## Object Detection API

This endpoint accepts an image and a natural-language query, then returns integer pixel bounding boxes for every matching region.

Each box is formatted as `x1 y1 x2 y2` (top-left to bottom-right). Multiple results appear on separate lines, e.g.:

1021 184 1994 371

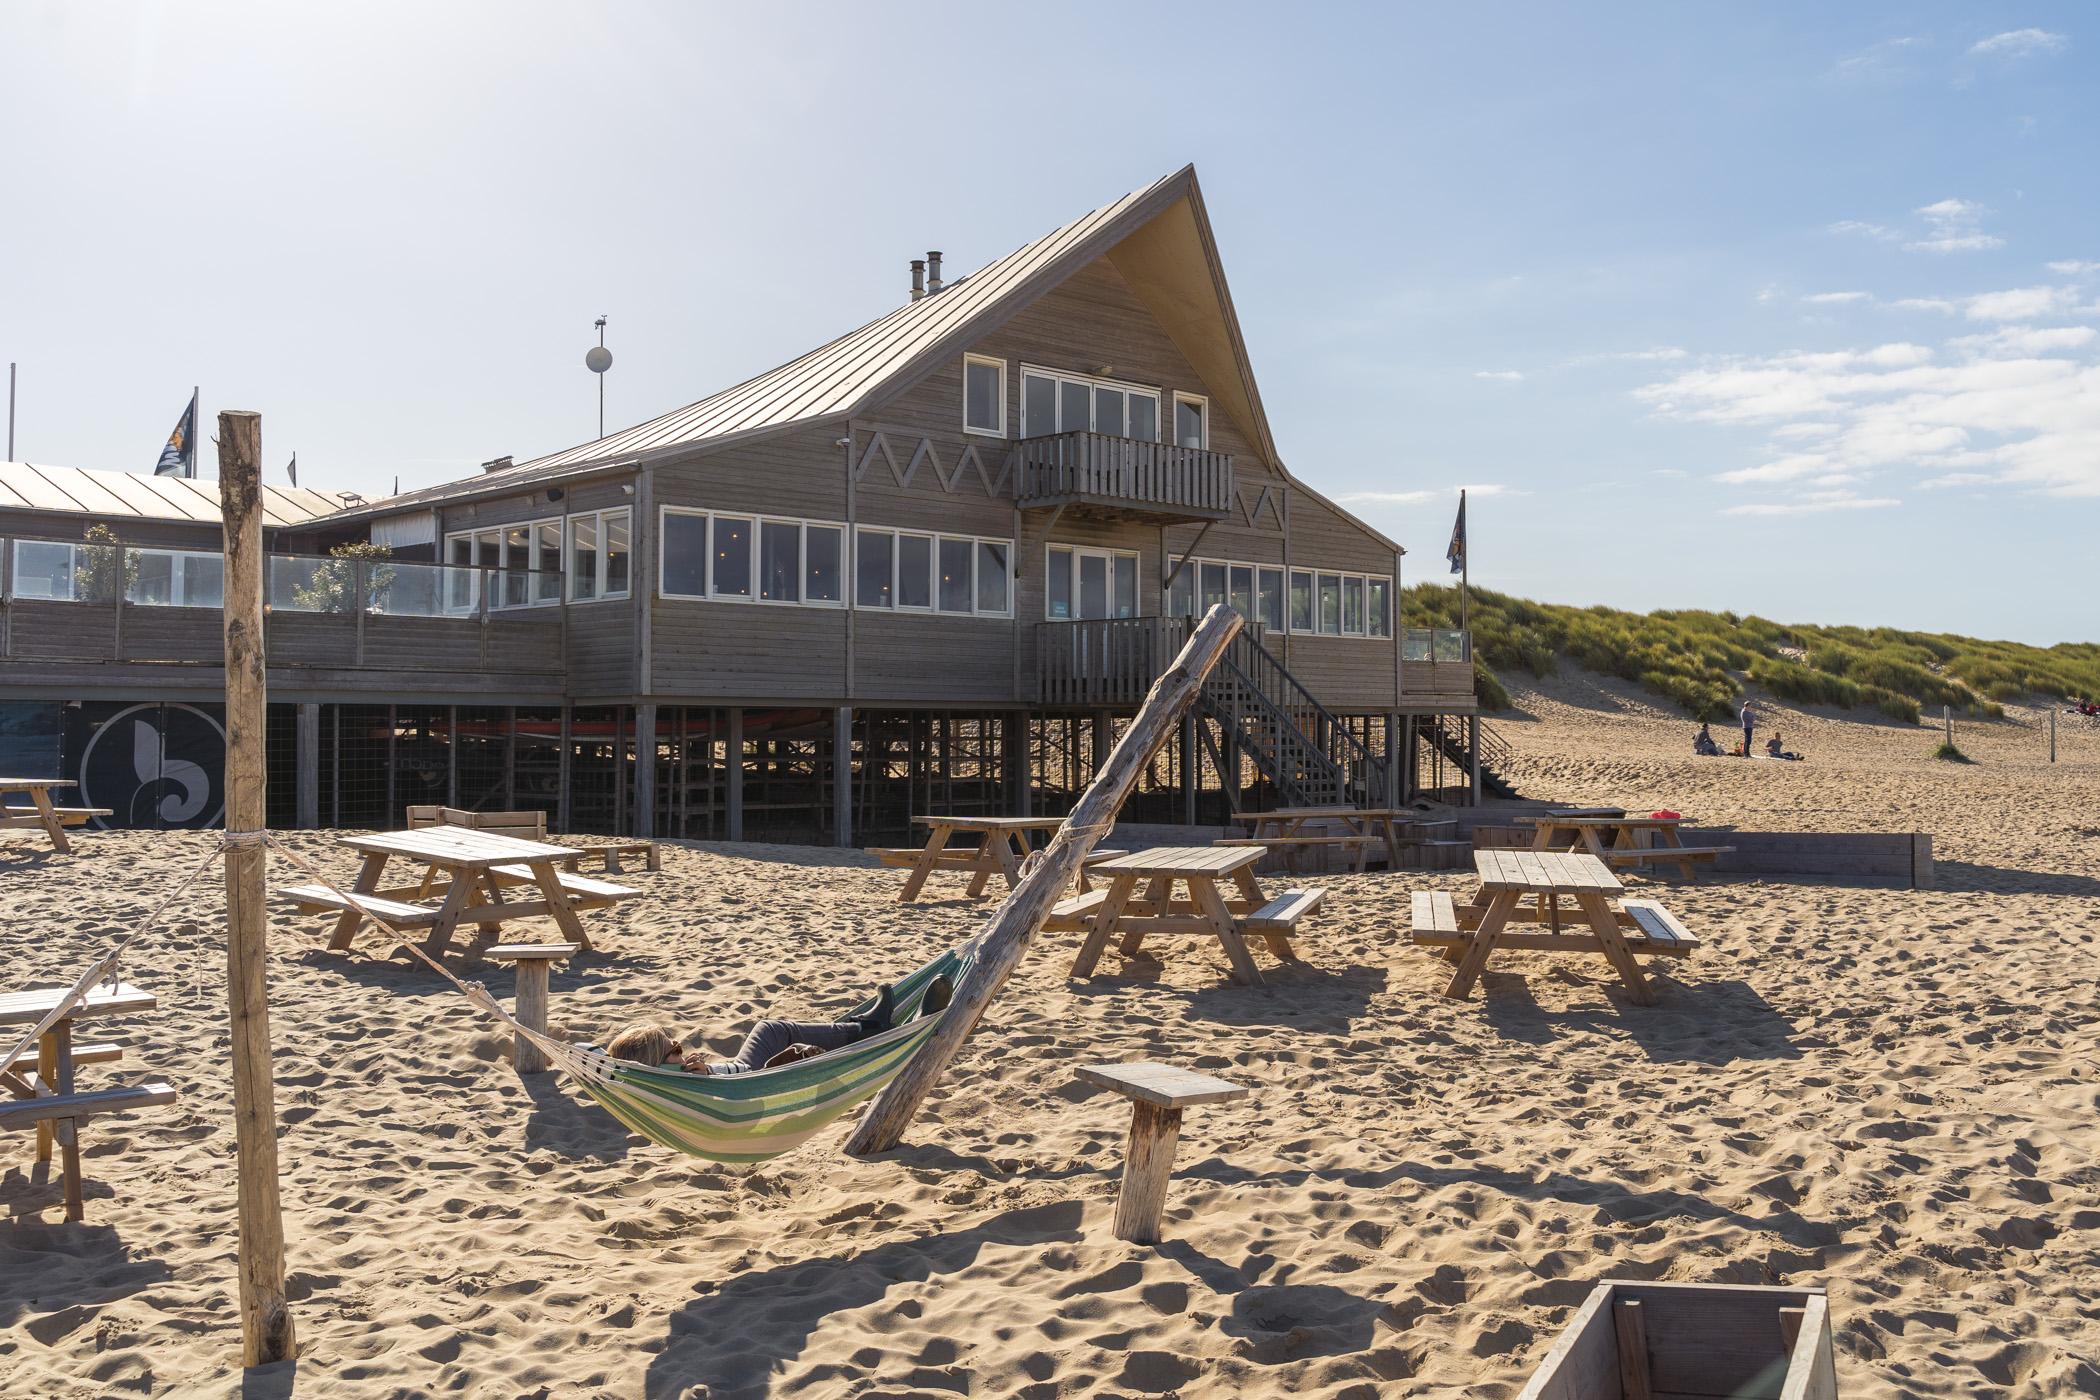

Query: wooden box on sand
1517 1280 1838 1400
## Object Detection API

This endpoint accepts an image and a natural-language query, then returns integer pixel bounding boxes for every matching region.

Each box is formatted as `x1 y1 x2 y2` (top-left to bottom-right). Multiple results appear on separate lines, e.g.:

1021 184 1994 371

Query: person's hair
607 1023 680 1065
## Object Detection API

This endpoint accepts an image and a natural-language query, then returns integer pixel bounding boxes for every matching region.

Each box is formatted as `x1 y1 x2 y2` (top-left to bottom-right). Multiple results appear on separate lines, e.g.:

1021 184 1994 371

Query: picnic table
1054 846 1323 987
874 816 1067 902
1427 850 1677 1005
1222 806 1415 873
282 825 638 959
0 778 111 855
0 981 176 1221
1522 811 1733 881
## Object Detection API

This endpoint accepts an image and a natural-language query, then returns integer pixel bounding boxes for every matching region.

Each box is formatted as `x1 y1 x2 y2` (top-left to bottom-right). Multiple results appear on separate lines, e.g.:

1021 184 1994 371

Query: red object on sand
1651 810 1680 820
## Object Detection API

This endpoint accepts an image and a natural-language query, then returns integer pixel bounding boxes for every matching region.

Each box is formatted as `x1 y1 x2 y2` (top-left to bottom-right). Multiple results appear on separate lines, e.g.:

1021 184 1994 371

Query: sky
1 2 2094 643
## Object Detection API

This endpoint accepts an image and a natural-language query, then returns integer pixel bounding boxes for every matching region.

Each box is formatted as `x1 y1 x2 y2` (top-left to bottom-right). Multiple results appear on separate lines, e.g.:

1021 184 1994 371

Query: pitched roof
0 461 348 529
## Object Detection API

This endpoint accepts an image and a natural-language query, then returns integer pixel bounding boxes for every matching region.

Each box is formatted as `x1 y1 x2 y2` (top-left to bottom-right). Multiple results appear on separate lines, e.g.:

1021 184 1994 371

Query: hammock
480 943 973 1165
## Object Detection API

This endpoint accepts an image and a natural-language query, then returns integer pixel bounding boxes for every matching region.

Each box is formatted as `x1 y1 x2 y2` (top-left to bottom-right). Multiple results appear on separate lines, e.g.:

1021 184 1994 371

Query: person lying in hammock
605 975 952 1076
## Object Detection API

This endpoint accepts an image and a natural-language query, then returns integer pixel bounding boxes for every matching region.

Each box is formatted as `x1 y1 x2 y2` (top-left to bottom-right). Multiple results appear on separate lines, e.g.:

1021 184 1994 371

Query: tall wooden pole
218 411 297 1365
847 604 1243 1157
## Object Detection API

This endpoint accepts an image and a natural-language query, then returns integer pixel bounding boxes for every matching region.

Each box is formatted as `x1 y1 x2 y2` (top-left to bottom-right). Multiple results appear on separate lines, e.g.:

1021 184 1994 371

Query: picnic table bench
1522 812 1733 882
1414 850 1696 1005
1226 806 1419 872
406 805 660 874
0 778 111 855
0 981 175 1221
283 825 638 958
874 815 1066 902
1052 846 1322 986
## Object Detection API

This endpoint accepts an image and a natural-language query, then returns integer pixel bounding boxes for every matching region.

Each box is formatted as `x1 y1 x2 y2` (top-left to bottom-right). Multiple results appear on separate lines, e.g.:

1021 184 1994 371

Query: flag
287 451 297 487
1446 491 1466 576
154 392 197 477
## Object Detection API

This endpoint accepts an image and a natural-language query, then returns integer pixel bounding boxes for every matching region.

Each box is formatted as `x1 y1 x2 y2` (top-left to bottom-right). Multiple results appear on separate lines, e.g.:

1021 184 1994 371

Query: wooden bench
486 865 640 906
1602 845 1734 878
3 1041 122 1073
1 806 112 826
279 883 442 928
1411 890 1701 958
1618 899 1702 955
484 943 578 1073
1076 1062 1249 1245
1046 888 1109 932
0 1081 179 1219
1239 887 1324 934
1215 834 1377 874
1414 839 1472 871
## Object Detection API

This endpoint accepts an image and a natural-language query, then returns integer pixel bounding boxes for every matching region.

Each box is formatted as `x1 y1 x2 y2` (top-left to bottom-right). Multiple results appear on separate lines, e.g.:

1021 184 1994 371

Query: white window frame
851 527 1011 618
11 539 81 601
564 506 631 604
1045 543 1141 621
1174 556 1393 640
1019 363 1164 441
1167 552 1285 632
658 507 846 609
127 546 225 608
1171 390 1210 450
962 353 1007 438
447 517 564 611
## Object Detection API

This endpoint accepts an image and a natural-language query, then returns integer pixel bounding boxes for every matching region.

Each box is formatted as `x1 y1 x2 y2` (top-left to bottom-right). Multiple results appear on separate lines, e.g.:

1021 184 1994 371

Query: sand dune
3 679 2097 1397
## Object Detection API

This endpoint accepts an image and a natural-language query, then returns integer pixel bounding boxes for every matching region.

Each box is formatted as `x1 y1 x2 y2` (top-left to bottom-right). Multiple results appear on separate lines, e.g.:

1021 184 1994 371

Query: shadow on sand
1479 970 1803 1063
0 1218 174 1330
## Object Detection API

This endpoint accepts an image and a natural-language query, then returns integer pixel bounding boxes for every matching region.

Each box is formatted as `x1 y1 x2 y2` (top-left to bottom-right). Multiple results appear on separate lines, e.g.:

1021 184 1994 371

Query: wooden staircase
1197 632 1387 809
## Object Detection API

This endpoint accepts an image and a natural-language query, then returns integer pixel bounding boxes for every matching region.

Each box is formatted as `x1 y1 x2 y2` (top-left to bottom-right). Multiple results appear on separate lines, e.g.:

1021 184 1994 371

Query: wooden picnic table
285 825 636 959
878 815 1067 902
0 777 110 855
1522 812 1731 881
1441 849 1659 1005
1064 846 1321 987
1227 806 1414 872
0 981 175 1221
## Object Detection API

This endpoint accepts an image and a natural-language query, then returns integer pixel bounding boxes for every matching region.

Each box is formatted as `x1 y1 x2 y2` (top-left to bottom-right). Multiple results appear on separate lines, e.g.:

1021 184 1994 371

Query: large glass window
504 524 533 607
1077 552 1108 619
1045 546 1139 620
1175 394 1208 448
1047 546 1074 619
937 537 973 613
1168 557 1194 617
759 519 799 602
566 515 598 602
129 550 225 608
1343 575 1366 635
1113 554 1138 619
13 541 76 600
1368 576 1391 638
1228 564 1255 619
712 515 752 598
963 354 1005 436
604 511 630 596
1257 567 1285 632
1318 573 1342 635
563 507 630 602
1019 365 1163 441
447 534 476 611
1290 569 1314 632
661 510 708 597
855 527 893 608
976 540 1009 614
897 534 932 609
806 525 843 603
1199 561 1227 612
535 521 563 603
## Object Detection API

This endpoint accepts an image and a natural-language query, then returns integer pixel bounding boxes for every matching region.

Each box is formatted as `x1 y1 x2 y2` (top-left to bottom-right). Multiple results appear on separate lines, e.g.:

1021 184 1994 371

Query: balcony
0 536 566 695
1014 431 1233 523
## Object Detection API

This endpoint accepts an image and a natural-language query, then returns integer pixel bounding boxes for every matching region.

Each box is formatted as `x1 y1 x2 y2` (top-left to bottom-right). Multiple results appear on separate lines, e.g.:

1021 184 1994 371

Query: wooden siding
648 598 844 702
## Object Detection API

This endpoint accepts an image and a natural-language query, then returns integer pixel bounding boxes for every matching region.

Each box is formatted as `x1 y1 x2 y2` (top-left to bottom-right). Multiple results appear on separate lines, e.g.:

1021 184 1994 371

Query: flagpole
1459 487 1469 636
191 386 200 478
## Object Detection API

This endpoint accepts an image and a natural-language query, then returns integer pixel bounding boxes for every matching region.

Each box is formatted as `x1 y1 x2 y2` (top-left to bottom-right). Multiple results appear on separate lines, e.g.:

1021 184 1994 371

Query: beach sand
3 677 2097 1397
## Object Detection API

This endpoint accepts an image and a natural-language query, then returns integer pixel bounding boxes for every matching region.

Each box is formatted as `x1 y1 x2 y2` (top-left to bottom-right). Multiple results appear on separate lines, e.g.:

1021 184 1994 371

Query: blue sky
2 3 2093 641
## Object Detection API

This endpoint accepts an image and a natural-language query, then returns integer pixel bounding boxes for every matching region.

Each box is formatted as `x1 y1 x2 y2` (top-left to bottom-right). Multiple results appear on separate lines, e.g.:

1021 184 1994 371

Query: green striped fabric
517 945 971 1165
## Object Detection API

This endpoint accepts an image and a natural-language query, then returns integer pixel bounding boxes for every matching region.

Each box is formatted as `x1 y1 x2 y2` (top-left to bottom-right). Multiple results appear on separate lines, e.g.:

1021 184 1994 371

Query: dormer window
1020 364 1162 441
963 354 1005 436
1173 392 1208 449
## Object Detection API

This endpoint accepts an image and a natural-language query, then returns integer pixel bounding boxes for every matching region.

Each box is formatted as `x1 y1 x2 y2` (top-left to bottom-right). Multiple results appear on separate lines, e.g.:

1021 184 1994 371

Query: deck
1014 432 1234 523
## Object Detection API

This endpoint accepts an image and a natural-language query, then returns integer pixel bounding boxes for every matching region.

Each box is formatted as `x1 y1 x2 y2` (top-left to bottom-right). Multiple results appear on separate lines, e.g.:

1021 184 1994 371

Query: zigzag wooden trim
853 431 906 487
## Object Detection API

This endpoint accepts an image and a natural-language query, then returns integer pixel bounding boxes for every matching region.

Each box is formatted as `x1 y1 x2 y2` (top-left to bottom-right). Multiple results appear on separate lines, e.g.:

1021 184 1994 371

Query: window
856 528 893 608
129 549 224 608
1047 545 1140 620
1174 392 1208 449
1199 561 1227 612
851 527 1009 617
565 507 630 602
1367 576 1391 638
1343 575 1366 636
14 540 78 600
445 517 562 610
660 508 846 608
1167 557 1194 617
1289 569 1314 632
1172 552 1287 633
1258 566 1285 632
1228 564 1255 618
1019 364 1164 441
1318 573 1342 635
963 354 1005 437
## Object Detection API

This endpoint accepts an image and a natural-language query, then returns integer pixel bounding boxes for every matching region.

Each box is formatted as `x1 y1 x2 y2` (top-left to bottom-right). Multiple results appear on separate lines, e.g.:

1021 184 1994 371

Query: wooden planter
1518 1281 1838 1400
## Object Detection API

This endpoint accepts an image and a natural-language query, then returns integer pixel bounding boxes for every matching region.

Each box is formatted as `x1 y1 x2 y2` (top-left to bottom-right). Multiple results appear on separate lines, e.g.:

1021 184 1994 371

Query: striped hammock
491 944 972 1165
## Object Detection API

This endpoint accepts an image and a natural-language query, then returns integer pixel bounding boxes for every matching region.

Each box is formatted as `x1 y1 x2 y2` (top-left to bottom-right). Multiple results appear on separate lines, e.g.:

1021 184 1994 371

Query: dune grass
1403 584 2100 724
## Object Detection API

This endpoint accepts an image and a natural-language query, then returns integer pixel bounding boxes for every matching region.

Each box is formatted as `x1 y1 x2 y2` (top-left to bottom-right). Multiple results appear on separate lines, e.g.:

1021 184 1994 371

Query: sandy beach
4 678 2097 1398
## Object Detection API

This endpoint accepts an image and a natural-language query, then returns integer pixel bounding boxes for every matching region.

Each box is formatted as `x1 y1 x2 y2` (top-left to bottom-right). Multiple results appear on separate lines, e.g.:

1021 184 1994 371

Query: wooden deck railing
1036 617 1189 706
1015 432 1233 518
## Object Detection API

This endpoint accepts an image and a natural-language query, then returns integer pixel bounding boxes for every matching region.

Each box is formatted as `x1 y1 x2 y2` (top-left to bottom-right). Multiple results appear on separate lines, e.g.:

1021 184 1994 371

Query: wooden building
0 167 1485 841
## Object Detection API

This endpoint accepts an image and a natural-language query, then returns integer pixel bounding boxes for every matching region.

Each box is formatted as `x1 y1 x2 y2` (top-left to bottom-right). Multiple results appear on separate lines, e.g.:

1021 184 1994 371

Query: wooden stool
1077 1061 1249 1244
485 943 578 1072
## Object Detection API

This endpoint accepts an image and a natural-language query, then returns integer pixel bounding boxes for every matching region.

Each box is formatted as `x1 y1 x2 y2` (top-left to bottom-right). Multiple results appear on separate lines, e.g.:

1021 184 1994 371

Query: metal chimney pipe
926 250 944 294
910 259 926 302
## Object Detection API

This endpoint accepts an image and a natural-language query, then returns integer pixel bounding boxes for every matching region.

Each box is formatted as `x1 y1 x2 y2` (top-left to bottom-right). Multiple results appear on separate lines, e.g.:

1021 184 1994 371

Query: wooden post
1943 705 1952 746
2049 706 2056 763
832 705 852 847
294 703 320 829
633 703 657 840
846 604 1243 1157
1115 1101 1183 1244
1468 714 1482 805
556 703 573 832
726 707 745 841
1180 714 1197 825
216 411 297 1366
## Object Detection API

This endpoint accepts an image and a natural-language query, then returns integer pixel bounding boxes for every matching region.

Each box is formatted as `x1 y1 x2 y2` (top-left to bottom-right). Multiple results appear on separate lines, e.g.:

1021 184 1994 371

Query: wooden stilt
217 410 297 1366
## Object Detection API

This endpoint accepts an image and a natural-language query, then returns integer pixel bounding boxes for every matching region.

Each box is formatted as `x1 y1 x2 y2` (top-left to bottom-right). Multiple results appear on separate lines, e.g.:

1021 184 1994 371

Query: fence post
2049 706 2056 764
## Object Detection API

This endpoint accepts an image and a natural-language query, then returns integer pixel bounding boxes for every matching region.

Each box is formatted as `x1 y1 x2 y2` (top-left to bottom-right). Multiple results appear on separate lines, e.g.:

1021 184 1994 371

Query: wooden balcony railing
1036 617 1189 706
1015 432 1233 521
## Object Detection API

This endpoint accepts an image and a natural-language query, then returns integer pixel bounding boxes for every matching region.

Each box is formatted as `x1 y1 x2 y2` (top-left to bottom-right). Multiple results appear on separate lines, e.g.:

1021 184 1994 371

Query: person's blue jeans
706 1018 864 1075
1743 724 1754 753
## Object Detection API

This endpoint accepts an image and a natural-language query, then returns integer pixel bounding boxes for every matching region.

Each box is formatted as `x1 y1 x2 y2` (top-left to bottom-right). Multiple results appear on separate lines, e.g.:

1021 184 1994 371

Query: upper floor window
1173 392 1209 449
963 354 1006 437
446 517 563 611
661 508 843 608
566 507 630 603
1021 365 1162 441
1283 566 1392 638
1169 554 1283 632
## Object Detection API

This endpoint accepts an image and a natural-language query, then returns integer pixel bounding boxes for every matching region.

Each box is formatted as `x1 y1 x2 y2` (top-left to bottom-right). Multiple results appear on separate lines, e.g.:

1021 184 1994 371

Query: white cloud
1919 473 1997 489
1894 297 1958 313
1473 370 1525 382
1567 346 1688 366
1908 234 2007 254
1948 325 2097 357
1904 198 2004 253
1916 198 1984 221
2048 260 2100 276
1804 291 1872 305
1723 496 1901 517
1832 35 1927 79
1964 285 2076 321
1335 483 1519 507
1829 220 1897 242
1969 29 2066 58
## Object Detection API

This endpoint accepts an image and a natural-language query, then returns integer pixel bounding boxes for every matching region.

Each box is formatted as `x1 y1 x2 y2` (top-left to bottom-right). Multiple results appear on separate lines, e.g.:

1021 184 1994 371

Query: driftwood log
846 603 1243 1157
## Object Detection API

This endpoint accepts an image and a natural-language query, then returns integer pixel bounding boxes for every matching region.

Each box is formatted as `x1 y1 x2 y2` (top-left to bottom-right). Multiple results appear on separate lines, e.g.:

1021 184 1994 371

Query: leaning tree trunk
846 603 1243 1156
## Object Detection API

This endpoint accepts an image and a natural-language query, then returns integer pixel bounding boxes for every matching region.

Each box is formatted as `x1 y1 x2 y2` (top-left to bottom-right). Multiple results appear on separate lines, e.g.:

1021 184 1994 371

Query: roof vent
926 250 944 295
909 258 926 302
480 455 514 474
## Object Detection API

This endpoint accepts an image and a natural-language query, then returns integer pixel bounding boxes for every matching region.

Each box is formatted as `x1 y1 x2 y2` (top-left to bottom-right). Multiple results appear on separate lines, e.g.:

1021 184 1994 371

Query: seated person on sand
606 975 954 1076
1765 731 1802 761
1693 723 1721 756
